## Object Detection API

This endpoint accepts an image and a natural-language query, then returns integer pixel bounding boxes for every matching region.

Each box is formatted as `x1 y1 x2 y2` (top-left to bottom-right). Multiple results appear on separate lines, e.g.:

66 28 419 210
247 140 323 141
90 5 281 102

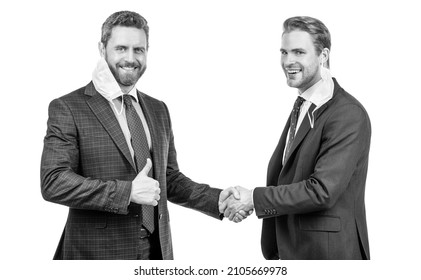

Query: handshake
130 159 254 223
218 186 254 223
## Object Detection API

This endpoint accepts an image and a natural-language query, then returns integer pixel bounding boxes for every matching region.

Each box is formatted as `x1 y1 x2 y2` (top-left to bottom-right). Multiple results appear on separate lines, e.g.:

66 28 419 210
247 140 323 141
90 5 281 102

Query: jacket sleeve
40 97 131 214
253 103 371 218
162 103 223 220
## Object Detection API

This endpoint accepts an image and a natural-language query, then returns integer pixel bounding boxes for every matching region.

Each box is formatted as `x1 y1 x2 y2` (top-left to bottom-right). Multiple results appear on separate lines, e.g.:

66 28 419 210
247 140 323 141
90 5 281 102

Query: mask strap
110 95 124 116
307 108 315 128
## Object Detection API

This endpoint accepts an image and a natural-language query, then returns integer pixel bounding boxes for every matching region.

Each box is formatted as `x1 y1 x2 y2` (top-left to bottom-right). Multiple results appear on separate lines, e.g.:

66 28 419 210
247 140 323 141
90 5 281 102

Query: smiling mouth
120 66 138 71
286 69 302 74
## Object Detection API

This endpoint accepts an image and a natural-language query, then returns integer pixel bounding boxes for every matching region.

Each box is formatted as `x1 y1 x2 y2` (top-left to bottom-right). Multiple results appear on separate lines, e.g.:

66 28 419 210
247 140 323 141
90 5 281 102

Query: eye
116 46 126 52
295 50 305 55
135 48 145 54
280 50 287 55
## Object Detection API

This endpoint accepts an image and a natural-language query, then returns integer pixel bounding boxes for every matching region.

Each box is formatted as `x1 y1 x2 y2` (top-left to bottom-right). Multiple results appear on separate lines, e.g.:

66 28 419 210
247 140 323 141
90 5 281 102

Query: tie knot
123 95 134 108
294 96 305 109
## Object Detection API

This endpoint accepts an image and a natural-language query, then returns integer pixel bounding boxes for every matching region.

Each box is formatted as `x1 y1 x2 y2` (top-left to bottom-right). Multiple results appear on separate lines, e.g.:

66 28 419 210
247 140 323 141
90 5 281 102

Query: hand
130 158 161 206
232 209 254 223
219 186 240 207
219 186 254 222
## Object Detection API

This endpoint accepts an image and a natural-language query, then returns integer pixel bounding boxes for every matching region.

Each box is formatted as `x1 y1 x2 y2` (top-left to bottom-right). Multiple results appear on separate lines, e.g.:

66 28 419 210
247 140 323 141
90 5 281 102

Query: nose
125 49 135 62
282 54 294 66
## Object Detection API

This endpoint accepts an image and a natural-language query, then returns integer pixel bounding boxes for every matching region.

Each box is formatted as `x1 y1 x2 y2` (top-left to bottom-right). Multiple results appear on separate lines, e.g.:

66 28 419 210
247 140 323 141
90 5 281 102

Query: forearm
41 166 131 214
253 178 330 218
40 97 131 214
254 104 370 218
167 170 222 219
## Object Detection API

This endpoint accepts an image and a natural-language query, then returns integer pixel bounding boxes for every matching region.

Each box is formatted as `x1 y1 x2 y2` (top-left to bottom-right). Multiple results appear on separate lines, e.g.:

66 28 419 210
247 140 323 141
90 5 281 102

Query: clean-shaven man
220 16 371 260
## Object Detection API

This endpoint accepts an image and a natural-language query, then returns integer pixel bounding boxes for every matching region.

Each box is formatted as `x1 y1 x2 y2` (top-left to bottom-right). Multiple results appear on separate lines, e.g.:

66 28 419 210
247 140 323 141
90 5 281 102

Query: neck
120 84 135 94
298 76 322 94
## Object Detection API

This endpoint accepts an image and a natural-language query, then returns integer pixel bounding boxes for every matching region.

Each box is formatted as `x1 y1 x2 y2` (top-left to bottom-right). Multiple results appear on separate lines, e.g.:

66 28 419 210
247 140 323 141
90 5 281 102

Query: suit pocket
299 215 341 232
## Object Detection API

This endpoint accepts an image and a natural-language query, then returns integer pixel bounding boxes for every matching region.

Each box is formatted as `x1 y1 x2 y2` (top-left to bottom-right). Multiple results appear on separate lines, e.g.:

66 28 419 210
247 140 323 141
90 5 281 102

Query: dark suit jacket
40 82 222 260
253 78 371 260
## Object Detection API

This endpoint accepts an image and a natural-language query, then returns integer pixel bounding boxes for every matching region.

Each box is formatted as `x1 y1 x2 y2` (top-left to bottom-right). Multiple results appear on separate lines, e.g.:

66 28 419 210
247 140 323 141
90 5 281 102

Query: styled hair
101 11 149 48
283 16 331 67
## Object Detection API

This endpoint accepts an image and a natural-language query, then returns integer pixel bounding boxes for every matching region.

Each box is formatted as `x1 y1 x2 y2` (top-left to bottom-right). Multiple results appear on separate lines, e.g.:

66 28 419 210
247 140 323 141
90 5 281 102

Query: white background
1 0 420 279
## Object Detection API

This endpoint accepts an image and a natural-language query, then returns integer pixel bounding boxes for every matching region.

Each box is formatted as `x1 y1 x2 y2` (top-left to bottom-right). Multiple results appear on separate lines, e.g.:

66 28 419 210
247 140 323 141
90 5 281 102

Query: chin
287 80 300 89
119 74 140 86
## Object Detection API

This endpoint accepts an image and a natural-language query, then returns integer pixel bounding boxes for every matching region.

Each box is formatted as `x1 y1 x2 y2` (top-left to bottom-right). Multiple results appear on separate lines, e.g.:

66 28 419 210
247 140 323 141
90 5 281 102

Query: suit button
133 214 139 218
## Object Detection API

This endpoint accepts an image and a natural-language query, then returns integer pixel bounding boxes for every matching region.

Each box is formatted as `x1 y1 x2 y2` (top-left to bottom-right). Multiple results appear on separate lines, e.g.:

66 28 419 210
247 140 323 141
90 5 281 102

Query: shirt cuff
250 187 255 208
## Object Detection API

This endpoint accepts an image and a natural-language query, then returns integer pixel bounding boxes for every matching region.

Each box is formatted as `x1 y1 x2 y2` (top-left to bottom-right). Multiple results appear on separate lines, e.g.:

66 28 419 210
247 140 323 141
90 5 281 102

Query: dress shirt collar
299 66 334 109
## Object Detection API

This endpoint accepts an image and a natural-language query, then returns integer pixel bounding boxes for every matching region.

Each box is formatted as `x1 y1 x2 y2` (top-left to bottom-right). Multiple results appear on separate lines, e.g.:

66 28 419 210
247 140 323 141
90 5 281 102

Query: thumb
140 158 152 175
219 186 240 203
218 199 229 214
219 189 231 203
232 186 241 200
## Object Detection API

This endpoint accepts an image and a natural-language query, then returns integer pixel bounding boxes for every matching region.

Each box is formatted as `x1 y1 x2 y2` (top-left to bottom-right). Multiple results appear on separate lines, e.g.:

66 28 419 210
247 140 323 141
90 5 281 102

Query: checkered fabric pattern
41 82 222 259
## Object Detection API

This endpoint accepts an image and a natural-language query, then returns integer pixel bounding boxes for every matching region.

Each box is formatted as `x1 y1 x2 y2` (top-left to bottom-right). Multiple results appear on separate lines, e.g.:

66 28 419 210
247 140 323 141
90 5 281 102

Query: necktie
284 96 305 161
123 95 155 233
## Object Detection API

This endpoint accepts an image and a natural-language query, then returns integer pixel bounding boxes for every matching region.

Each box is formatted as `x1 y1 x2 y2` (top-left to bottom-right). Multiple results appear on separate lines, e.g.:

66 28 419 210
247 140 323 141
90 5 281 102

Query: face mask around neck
92 57 126 115
92 57 124 102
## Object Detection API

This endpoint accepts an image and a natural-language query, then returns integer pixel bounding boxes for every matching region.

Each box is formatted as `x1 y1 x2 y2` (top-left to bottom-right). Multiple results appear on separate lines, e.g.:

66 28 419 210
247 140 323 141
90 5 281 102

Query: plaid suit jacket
41 82 222 260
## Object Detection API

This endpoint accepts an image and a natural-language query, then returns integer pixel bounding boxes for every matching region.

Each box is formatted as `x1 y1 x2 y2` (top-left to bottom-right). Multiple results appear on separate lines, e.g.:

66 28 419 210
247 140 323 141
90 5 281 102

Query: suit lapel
137 91 162 181
282 85 336 166
84 83 136 171
283 103 317 164
267 115 290 185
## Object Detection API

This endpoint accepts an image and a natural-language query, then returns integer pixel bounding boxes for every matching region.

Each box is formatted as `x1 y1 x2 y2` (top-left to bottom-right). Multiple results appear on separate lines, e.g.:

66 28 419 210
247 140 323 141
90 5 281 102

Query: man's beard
107 58 146 88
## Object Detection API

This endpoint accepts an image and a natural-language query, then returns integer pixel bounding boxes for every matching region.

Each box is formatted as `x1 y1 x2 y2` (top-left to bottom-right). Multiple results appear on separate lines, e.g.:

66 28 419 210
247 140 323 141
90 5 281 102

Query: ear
320 48 330 67
98 42 105 58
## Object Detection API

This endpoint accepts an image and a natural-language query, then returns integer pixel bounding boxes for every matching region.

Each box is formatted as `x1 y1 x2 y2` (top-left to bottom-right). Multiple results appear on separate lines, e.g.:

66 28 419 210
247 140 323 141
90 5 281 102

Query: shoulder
51 82 92 105
48 82 95 117
138 91 174 129
138 91 170 114
138 91 164 105
330 78 370 120
321 79 371 137
60 82 92 100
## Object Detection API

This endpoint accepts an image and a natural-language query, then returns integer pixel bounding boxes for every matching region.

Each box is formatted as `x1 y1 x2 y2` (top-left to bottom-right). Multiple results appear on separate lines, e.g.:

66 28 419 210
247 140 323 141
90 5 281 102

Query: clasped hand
219 186 254 223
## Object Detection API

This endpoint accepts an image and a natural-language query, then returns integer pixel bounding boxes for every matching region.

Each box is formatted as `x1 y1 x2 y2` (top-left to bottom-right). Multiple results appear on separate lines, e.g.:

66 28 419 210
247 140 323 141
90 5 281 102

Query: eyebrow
280 48 306 52
114 45 146 50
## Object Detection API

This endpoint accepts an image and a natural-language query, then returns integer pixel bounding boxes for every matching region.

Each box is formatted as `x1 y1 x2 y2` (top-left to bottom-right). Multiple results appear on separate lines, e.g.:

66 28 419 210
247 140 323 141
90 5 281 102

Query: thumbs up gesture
130 158 161 206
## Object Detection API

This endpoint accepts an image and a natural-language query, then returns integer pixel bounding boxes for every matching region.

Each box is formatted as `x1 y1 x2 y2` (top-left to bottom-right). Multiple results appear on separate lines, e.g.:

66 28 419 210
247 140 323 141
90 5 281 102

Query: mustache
118 61 142 68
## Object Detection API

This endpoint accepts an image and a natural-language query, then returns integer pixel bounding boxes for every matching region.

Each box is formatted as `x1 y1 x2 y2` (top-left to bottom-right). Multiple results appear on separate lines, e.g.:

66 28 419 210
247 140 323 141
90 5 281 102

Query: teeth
287 69 301 74
121 67 136 71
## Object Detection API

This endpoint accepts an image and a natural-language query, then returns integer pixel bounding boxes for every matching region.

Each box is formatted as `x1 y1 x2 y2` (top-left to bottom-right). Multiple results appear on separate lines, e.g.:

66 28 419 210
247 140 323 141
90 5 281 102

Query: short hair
101 11 149 48
283 16 331 67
